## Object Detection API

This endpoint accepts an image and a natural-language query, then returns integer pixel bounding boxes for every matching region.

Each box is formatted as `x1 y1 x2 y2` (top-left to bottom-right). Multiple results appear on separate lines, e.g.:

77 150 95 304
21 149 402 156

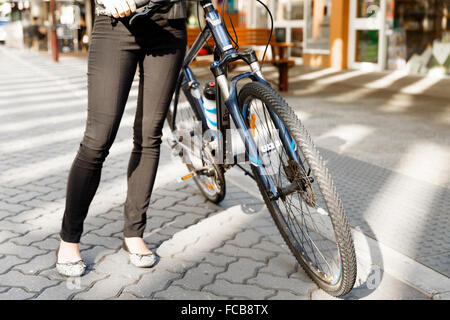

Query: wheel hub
283 160 316 207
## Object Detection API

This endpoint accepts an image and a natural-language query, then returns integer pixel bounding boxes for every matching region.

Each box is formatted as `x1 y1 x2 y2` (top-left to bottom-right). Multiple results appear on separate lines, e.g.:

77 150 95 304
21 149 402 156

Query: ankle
57 240 82 263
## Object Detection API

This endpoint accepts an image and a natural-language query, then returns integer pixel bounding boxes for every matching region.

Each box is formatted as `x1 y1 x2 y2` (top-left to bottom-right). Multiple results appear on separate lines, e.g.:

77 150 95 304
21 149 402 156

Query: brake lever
129 0 179 25
129 3 159 25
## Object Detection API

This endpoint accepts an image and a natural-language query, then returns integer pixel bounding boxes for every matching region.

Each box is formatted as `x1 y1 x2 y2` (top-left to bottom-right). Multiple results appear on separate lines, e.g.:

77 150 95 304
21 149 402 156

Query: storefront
4 0 449 74
348 0 450 75
293 0 450 74
222 0 449 75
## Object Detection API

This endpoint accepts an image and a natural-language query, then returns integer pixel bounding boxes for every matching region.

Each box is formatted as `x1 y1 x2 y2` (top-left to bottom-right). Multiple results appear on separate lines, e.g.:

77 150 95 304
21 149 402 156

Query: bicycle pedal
177 172 196 183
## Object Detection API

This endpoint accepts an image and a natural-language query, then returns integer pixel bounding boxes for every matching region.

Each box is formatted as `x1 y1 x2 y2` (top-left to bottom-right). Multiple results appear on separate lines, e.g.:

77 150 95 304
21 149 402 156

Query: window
304 0 331 53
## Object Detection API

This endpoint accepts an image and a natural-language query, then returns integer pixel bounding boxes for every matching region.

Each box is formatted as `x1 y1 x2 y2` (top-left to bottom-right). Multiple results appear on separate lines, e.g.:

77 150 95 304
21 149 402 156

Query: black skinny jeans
60 14 187 243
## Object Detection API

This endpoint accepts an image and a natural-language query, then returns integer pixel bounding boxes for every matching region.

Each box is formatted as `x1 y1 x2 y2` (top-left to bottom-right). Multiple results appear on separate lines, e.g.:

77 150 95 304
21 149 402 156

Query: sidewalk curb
225 167 450 299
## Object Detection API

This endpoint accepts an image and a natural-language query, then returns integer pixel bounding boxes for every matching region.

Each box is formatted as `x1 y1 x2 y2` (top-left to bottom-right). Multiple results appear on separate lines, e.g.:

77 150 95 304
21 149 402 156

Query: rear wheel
167 77 226 203
238 82 357 296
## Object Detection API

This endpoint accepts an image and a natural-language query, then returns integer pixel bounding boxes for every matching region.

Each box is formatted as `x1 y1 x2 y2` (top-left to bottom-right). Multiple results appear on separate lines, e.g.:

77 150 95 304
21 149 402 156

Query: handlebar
129 0 182 25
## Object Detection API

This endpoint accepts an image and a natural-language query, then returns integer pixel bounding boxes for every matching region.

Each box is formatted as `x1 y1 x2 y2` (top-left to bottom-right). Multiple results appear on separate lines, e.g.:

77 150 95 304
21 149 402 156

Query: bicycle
131 0 357 297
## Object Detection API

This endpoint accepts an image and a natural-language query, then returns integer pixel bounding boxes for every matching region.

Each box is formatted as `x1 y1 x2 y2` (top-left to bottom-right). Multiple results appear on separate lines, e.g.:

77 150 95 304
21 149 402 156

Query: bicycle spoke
246 95 342 283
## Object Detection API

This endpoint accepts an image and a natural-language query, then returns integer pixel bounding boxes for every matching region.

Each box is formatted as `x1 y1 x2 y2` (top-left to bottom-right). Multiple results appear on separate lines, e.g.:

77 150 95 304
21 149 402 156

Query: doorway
348 0 387 70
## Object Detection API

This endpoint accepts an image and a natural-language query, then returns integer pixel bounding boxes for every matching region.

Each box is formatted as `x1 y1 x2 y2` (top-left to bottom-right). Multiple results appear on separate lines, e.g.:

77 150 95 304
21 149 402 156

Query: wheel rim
243 96 343 285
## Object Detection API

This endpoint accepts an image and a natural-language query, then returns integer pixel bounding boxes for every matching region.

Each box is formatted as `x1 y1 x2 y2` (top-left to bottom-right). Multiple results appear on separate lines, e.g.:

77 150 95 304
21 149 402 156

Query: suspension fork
215 70 280 199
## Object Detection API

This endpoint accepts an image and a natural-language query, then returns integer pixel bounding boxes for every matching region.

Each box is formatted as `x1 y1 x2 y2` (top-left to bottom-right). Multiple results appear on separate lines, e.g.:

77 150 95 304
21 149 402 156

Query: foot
123 237 153 255
123 237 158 268
56 240 86 277
57 240 82 264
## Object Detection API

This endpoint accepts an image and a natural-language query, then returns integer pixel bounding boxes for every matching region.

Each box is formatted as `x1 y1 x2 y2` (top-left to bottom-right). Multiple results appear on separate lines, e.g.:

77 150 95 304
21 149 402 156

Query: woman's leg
60 16 140 246
123 47 186 240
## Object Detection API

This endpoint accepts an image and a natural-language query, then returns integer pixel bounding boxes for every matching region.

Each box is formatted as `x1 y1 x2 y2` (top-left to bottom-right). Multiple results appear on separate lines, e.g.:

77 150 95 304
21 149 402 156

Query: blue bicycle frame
170 0 302 200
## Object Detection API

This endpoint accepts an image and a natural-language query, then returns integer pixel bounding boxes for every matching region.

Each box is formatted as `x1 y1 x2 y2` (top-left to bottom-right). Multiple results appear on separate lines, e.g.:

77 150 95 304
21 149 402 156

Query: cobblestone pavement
0 46 447 300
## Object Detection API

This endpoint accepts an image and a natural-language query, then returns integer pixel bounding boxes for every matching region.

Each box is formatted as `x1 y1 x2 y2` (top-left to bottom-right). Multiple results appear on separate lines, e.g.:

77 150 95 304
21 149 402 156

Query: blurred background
0 0 448 74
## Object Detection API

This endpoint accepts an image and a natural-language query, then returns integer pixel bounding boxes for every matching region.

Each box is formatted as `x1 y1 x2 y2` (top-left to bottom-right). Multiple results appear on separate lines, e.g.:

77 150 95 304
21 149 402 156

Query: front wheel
238 82 357 296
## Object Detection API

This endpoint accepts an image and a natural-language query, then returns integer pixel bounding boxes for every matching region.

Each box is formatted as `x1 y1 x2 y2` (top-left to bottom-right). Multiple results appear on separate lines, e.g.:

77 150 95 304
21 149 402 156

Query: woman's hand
98 0 137 18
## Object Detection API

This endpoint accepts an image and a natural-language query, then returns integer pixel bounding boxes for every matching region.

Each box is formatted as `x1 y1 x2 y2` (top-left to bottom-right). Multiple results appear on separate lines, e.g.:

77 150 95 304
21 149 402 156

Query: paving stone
226 229 263 247
169 204 214 215
0 219 40 234
93 251 150 281
203 253 238 267
33 176 61 187
150 197 179 210
216 258 265 283
251 240 290 255
263 232 286 245
113 292 145 300
0 255 28 274
16 184 54 194
73 274 136 300
14 251 56 275
10 229 53 246
0 202 30 214
146 215 173 231
182 194 210 207
0 287 36 300
188 236 229 255
258 253 299 278
147 208 183 219
25 214 61 231
33 237 61 251
0 270 58 292
80 245 116 265
84 216 115 228
5 208 45 223
154 285 225 300
123 269 183 298
36 282 86 300
89 220 123 237
153 188 190 200
80 233 122 250
0 186 21 197
143 231 172 247
4 191 41 204
157 241 189 258
171 213 203 229
268 291 307 300
214 244 277 262
172 263 225 290
39 268 109 289
203 279 276 299
97 209 123 222
0 230 21 244
247 272 317 297
0 241 46 259
156 257 198 274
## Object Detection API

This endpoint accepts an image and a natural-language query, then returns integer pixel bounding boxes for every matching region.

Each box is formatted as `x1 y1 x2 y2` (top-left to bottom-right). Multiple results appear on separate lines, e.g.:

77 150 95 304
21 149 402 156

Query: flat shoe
122 240 158 268
55 246 86 277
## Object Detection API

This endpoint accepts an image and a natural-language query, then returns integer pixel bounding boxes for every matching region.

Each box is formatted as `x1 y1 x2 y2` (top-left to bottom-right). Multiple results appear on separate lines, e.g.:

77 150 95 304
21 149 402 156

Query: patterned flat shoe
55 246 86 277
122 240 158 268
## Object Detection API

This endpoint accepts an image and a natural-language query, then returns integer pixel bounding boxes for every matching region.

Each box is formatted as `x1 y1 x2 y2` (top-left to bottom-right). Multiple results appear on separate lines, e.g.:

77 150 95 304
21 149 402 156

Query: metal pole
50 0 59 62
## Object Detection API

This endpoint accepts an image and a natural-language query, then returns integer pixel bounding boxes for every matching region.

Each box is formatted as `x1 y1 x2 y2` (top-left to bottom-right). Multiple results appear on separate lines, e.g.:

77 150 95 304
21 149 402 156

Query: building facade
234 0 449 75
2 0 449 75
